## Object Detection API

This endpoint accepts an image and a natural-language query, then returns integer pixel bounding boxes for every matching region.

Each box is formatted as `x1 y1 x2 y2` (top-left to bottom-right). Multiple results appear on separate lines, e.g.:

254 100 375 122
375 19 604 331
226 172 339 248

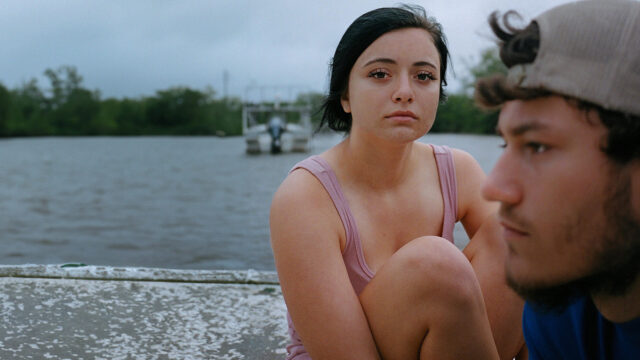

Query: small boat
242 101 312 154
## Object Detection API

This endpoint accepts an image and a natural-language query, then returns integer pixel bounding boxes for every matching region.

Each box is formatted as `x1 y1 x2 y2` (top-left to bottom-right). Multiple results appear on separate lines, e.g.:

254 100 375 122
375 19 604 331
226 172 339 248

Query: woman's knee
392 236 484 305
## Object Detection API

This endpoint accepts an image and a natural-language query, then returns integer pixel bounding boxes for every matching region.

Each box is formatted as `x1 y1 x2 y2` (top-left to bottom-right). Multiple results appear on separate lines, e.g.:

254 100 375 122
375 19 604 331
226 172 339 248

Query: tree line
0 49 505 138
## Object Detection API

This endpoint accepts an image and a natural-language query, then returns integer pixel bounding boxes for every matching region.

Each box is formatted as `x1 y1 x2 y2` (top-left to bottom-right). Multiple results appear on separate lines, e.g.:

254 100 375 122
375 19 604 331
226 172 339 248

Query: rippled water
0 133 501 270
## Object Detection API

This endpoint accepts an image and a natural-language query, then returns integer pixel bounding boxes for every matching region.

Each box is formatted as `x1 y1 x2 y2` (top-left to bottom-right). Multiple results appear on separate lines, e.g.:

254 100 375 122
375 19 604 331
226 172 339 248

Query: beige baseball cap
507 0 640 116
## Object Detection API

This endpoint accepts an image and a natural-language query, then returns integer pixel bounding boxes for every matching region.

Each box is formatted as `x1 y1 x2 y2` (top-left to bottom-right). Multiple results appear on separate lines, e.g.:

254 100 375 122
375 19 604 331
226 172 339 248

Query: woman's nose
392 75 414 103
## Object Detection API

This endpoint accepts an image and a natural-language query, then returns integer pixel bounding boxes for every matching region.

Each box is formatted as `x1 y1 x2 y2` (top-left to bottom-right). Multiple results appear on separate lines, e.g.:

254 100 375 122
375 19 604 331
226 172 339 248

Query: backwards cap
507 0 640 116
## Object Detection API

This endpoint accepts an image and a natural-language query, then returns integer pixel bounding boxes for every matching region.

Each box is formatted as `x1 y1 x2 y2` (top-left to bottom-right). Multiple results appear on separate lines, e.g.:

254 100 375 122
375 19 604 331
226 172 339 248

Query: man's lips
499 220 529 237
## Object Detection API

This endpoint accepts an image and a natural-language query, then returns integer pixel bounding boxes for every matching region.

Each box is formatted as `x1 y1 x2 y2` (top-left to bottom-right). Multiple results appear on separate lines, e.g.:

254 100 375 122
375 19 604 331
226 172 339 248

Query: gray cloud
0 0 568 99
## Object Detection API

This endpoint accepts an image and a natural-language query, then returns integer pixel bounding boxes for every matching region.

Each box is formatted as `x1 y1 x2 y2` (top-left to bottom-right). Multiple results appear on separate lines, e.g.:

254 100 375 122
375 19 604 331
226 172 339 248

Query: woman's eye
416 72 435 81
368 70 389 79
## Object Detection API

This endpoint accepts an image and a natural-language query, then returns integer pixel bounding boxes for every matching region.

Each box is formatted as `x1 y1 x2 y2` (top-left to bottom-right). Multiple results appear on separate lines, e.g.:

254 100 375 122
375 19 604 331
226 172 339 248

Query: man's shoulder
524 297 640 359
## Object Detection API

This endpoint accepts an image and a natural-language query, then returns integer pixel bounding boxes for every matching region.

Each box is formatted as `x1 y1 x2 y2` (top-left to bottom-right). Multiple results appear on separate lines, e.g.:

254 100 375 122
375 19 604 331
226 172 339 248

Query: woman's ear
341 94 351 114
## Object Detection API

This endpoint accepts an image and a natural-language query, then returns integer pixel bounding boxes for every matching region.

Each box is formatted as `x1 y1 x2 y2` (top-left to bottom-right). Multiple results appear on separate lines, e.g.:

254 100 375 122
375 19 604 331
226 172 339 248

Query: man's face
482 96 640 308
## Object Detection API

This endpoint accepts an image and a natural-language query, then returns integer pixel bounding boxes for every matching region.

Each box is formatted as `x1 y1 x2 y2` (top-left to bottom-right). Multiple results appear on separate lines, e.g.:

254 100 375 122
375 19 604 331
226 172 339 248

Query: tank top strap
290 156 375 284
430 144 458 243
289 156 359 248
289 156 353 231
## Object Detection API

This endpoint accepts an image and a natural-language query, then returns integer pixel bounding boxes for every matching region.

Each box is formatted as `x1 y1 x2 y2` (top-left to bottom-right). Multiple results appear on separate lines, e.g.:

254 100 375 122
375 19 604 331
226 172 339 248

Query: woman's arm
451 148 496 237
270 169 381 360
452 149 528 360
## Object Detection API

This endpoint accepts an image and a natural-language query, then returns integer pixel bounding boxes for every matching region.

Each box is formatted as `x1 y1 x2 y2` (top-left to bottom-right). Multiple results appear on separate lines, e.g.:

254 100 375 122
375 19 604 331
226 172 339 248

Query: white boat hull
242 102 313 154
245 131 311 154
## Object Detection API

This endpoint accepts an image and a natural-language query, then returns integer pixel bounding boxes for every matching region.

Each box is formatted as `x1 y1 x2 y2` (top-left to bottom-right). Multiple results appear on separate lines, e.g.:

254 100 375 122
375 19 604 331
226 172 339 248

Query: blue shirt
523 297 640 360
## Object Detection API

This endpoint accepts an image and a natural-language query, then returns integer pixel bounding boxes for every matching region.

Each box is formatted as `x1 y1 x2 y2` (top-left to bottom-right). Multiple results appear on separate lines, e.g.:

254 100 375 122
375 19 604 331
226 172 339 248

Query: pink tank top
284 144 458 360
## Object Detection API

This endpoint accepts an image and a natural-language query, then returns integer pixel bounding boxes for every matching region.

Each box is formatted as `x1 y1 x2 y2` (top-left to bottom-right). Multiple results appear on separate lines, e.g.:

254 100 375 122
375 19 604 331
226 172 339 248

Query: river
0 134 502 270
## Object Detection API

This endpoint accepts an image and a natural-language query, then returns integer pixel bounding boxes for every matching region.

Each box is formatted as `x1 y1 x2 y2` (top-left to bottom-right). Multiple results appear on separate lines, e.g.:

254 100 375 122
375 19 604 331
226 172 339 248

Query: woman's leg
359 236 499 360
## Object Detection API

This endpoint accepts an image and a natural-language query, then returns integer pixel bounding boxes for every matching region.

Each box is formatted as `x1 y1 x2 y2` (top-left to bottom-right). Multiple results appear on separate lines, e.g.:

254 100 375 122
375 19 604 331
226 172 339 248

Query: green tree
145 87 211 134
0 83 10 136
433 48 507 134
210 96 242 136
60 88 102 135
8 79 51 136
101 98 146 135
42 66 101 135
464 48 507 133
44 66 83 109
0 54 511 137
461 48 507 94
435 94 497 134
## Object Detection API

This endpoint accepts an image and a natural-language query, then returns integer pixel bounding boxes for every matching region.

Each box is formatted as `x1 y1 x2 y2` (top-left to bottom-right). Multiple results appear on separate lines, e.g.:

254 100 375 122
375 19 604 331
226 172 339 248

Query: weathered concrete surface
0 265 288 360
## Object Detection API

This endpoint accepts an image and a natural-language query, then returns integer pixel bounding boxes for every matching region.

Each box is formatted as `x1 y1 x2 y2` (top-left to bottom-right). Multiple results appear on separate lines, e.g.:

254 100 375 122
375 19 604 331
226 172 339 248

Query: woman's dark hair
319 5 450 133
475 11 640 164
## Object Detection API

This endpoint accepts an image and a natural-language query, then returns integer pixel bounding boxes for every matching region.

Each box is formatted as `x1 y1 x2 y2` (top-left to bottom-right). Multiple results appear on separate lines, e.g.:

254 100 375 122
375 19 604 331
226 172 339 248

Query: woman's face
341 27 441 144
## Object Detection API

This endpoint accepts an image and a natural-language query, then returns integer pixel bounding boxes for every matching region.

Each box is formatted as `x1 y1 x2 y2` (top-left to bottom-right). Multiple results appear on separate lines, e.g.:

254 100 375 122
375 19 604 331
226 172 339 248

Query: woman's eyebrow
362 58 437 69
413 60 437 69
363 57 396 67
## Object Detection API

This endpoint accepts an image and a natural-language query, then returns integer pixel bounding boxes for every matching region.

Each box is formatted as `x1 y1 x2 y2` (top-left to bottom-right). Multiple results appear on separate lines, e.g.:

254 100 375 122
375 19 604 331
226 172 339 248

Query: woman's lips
385 110 418 123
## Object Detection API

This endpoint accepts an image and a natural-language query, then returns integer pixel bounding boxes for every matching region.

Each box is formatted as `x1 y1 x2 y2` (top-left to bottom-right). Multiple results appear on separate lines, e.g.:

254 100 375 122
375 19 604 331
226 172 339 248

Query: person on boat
270 5 526 359
476 1 640 358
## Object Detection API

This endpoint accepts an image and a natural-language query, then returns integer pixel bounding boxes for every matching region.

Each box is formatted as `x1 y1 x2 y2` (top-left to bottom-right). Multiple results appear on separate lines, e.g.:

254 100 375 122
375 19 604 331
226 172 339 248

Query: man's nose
482 154 522 205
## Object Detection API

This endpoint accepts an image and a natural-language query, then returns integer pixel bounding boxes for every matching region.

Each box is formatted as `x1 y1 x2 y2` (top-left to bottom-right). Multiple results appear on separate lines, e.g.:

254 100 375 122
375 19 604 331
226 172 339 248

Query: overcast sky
1 0 571 101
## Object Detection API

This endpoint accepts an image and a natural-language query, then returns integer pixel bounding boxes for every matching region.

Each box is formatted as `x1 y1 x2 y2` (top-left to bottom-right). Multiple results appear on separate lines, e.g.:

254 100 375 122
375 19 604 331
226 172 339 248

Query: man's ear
341 93 351 114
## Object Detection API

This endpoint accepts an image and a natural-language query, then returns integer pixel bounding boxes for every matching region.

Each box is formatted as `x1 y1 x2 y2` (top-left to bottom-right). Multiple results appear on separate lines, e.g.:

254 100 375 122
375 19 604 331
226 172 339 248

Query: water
0 134 502 271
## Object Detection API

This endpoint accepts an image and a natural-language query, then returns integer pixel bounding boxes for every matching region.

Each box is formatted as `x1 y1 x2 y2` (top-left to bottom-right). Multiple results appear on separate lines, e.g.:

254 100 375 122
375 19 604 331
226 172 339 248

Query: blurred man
475 1 640 358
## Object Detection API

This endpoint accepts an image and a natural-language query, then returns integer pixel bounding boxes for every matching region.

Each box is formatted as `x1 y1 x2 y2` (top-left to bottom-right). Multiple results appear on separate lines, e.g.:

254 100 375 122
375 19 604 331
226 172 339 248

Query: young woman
270 6 526 360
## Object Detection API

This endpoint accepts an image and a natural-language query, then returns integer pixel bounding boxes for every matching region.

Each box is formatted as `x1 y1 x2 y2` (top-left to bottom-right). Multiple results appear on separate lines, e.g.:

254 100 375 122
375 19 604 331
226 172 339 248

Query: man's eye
527 143 548 154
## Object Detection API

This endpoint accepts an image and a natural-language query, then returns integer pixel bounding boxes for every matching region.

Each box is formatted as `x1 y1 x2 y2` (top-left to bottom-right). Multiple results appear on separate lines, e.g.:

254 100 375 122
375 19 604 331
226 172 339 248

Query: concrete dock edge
0 265 288 359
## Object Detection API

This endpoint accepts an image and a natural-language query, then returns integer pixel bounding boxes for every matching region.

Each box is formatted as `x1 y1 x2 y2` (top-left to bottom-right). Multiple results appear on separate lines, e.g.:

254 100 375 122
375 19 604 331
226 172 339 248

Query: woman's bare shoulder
413 141 434 155
447 147 487 190
449 148 482 173
272 166 329 211
448 147 496 235
270 164 343 245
